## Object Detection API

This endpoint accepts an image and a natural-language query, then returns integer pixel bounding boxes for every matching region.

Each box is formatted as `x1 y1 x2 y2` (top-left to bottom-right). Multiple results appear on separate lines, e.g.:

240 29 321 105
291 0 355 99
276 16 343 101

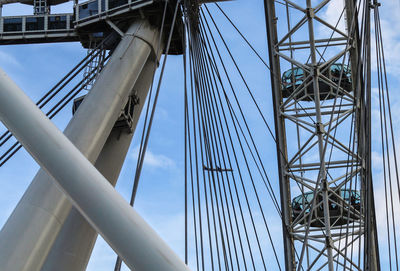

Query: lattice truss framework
266 0 375 269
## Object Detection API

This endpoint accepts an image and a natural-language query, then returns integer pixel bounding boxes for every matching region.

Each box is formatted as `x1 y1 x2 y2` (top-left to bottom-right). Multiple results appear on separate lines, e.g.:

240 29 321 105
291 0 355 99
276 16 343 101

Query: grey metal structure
264 0 379 270
0 16 175 270
0 66 191 271
0 0 184 53
0 0 243 269
41 56 160 271
0 0 383 269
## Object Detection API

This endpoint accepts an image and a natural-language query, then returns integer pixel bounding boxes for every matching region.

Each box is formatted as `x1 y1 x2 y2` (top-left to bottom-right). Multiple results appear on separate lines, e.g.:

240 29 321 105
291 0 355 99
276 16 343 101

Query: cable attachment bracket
325 236 334 249
306 7 315 19
203 165 233 173
316 122 325 135
369 2 381 9
114 95 139 133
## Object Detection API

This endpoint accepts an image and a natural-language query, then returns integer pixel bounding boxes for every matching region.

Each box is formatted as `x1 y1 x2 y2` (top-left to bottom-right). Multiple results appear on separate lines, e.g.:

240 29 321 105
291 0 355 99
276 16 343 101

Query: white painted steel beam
0 19 159 271
41 56 159 271
40 129 135 271
0 67 190 270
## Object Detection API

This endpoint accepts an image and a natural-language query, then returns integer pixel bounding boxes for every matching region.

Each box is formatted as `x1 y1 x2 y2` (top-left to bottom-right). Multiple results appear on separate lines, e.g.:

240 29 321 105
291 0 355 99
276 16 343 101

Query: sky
0 0 399 270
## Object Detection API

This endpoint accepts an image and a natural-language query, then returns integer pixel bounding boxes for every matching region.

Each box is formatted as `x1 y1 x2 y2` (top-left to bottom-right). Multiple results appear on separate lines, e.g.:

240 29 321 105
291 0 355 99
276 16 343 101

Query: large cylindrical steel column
40 126 135 271
0 66 190 271
0 19 160 271
41 56 158 271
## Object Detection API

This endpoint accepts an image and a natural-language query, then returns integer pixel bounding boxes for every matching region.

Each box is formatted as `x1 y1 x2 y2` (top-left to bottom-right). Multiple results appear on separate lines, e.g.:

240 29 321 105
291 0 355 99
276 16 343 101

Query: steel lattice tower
264 0 380 270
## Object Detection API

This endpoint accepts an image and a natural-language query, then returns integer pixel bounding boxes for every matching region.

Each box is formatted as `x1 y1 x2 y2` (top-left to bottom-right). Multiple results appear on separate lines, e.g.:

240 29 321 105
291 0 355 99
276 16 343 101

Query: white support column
0 19 159 271
40 127 134 271
0 67 190 271
41 56 159 271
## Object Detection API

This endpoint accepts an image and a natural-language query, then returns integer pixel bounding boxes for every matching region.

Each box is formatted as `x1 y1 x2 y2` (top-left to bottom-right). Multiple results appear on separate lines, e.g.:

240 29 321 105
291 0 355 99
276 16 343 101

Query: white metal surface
41 129 136 271
0 19 159 271
0 67 191 270
41 56 159 271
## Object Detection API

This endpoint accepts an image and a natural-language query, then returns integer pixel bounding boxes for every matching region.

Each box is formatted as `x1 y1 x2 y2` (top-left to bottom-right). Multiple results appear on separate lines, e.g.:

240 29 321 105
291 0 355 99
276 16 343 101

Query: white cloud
0 51 21 68
372 151 383 170
86 237 118 271
131 146 176 169
321 0 346 34
319 0 400 78
371 4 400 76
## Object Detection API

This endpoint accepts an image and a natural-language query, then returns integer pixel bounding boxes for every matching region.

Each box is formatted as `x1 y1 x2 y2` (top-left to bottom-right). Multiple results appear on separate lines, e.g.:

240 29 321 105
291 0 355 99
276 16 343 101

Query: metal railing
0 0 153 35
0 13 74 35
75 0 153 25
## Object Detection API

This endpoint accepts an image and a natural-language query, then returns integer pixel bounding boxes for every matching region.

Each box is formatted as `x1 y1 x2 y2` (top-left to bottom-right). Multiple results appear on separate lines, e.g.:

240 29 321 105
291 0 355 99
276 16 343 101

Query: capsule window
3 18 22 32
26 17 45 31
108 0 128 10
49 16 67 30
79 0 99 19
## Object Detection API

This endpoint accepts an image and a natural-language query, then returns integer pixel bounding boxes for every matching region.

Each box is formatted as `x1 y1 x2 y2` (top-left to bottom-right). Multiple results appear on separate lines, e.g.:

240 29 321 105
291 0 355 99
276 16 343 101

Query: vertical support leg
0 66 190 271
305 0 334 269
0 19 160 271
263 0 296 270
363 1 380 268
40 57 159 271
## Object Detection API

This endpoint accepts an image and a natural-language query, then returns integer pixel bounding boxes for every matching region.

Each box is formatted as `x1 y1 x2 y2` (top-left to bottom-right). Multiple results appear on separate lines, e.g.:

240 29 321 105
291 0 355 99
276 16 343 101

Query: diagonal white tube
0 68 190 271
0 19 158 271
41 57 159 271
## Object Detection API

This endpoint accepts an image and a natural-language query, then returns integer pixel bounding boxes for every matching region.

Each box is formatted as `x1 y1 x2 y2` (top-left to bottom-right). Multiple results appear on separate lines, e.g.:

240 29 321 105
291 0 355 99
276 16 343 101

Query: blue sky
0 0 400 270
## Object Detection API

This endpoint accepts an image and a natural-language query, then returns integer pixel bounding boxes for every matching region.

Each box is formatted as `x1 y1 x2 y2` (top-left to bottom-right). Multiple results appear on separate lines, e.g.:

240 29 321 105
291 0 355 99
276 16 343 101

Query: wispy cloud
371 5 400 76
131 146 176 169
86 237 120 271
0 51 21 69
319 0 400 78
320 0 346 34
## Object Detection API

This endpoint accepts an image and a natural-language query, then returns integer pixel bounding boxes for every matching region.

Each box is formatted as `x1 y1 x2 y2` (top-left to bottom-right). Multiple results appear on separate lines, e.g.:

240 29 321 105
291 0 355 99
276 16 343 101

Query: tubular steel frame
264 0 379 270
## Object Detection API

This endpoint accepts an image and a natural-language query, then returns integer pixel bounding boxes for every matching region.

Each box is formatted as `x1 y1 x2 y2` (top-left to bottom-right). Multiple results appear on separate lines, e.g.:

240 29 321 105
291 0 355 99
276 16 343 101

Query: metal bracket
321 179 328 191
316 122 325 134
203 165 233 173
369 2 381 9
312 65 320 77
306 8 315 18
325 236 334 248
73 94 139 132
106 19 125 37
114 95 140 133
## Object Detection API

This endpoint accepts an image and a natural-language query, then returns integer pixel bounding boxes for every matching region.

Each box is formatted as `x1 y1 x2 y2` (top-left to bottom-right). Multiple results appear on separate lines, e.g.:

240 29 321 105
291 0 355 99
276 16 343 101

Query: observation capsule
281 63 352 101
291 189 360 227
